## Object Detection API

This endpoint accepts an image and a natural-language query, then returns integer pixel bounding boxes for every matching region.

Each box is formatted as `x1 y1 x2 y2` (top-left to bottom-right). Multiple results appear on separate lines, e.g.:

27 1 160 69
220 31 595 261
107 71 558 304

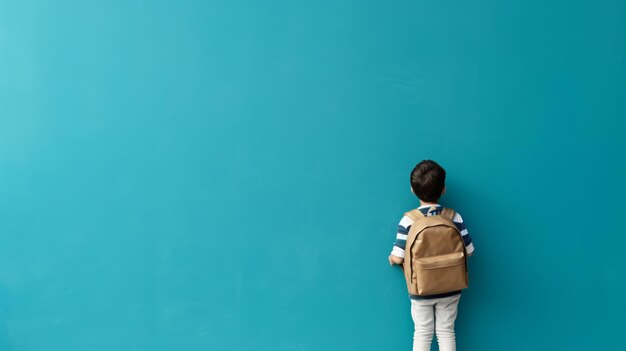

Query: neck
419 200 439 207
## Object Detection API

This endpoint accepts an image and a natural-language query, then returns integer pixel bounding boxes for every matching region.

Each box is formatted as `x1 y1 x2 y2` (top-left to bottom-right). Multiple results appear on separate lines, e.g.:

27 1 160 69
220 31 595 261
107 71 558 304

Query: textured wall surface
0 1 625 350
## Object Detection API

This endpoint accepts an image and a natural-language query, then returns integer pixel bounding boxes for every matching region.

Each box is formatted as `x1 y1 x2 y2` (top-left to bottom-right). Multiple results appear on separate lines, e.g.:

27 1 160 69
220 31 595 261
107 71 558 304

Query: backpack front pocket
413 252 467 295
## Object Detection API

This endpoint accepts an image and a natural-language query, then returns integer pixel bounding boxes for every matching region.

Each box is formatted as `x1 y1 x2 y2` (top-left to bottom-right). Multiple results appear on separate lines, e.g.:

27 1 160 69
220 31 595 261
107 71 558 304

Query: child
388 160 475 351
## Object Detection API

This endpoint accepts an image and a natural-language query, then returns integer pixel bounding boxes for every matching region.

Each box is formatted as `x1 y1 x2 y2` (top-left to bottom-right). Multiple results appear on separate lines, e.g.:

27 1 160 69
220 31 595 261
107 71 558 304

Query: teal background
1 0 625 350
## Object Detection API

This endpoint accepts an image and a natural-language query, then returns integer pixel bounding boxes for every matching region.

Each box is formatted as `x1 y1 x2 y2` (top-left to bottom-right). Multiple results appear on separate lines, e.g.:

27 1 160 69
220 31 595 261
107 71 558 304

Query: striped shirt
391 204 475 299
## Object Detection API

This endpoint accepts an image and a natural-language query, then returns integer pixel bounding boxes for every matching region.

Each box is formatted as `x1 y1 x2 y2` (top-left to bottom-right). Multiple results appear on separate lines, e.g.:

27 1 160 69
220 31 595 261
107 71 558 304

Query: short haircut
410 160 446 203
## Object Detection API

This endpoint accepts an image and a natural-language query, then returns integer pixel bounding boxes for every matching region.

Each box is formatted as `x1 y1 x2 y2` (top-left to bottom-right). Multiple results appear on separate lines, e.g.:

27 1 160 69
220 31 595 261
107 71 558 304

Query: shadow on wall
443 178 522 348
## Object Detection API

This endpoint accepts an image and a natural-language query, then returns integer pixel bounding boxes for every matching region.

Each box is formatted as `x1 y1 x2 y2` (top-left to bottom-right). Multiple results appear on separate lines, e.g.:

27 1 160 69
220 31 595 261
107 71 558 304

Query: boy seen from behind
388 160 475 351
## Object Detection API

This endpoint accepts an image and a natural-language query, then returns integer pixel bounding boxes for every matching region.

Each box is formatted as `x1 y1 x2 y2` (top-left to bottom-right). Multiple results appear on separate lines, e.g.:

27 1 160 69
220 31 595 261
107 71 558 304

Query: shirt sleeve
452 212 475 256
390 215 413 259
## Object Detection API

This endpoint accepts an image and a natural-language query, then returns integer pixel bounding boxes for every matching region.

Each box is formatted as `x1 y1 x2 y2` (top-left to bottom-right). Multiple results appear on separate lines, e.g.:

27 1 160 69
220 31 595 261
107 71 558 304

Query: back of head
410 160 446 202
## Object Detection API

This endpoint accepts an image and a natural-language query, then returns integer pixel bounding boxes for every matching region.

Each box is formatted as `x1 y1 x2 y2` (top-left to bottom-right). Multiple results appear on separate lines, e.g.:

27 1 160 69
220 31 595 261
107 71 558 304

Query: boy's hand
388 254 403 266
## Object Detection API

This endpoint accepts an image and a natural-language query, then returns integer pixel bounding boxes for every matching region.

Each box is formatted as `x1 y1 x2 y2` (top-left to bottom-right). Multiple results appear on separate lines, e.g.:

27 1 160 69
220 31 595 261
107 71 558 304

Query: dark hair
410 160 446 202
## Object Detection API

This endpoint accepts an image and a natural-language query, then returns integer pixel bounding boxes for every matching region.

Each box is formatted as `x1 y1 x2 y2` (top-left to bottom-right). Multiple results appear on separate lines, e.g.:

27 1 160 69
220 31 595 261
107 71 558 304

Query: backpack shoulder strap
440 208 456 221
403 209 425 222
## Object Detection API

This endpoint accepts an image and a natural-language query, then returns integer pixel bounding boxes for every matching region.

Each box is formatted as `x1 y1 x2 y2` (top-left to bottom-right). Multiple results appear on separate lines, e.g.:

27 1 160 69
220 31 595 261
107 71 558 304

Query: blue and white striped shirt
391 204 475 299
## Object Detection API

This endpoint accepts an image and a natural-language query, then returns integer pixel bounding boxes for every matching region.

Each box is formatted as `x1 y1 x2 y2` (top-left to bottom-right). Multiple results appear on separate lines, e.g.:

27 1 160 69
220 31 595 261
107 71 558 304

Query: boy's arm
452 212 475 256
388 215 411 266
388 254 403 266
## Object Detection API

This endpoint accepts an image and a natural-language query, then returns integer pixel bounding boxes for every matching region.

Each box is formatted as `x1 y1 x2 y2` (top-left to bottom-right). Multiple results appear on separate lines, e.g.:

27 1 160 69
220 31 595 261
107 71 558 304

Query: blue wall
1 1 625 350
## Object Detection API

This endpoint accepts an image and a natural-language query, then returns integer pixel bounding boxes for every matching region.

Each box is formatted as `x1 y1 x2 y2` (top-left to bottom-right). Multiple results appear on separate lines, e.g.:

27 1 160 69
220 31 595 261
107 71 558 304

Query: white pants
410 294 461 351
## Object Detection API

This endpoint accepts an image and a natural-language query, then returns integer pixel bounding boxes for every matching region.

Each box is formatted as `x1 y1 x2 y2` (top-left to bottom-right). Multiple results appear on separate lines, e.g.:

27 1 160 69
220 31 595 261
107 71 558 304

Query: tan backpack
402 207 469 296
